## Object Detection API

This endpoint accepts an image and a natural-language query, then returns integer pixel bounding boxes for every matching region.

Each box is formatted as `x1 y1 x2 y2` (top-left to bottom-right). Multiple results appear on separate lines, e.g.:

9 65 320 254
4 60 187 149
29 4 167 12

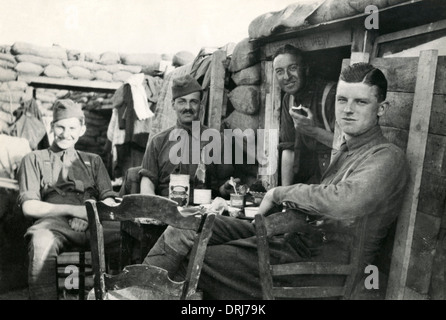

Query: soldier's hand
69 217 89 232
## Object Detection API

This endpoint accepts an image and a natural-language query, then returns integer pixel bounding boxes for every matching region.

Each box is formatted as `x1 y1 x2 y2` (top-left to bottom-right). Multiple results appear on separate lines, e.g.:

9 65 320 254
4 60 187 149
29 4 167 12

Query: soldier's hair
340 63 388 102
272 44 305 65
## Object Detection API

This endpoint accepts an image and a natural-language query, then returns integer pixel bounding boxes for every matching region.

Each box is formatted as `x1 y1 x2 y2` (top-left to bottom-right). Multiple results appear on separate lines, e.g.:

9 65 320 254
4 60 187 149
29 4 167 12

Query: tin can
169 174 190 207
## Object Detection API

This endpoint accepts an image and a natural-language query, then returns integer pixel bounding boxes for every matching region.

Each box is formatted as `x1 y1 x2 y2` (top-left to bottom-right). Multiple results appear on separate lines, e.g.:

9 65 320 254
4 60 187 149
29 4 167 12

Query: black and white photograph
0 0 445 308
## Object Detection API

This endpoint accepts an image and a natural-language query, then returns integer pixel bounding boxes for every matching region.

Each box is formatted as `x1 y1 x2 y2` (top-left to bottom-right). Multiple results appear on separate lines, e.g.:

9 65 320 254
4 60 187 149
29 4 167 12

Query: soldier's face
335 80 387 140
52 117 86 149
273 53 306 94
173 91 201 125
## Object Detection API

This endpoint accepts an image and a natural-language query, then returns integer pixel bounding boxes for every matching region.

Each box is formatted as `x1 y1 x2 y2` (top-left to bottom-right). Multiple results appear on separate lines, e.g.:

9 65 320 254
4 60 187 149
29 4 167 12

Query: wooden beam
18 75 121 91
263 27 351 58
386 49 439 300
350 24 378 63
372 19 446 57
207 50 227 130
258 61 280 189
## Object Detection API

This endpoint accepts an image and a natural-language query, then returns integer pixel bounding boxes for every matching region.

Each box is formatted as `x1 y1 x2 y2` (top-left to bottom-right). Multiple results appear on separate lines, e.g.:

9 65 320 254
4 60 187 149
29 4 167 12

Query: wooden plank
208 50 227 130
418 171 446 219
405 211 442 295
263 27 351 58
380 93 446 136
350 26 377 63
255 214 274 300
386 50 439 300
273 286 345 299
380 126 409 151
257 61 280 189
371 57 446 94
424 133 446 177
272 262 351 276
373 19 446 51
18 75 121 91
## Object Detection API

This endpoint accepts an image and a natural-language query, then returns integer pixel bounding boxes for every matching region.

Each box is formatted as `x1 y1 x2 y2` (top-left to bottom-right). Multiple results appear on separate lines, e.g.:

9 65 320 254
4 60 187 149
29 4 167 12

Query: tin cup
230 193 245 209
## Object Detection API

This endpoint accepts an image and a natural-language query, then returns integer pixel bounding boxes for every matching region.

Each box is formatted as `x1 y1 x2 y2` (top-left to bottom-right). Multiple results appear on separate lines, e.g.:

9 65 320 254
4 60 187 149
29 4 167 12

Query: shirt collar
345 125 383 152
175 120 206 141
49 144 76 158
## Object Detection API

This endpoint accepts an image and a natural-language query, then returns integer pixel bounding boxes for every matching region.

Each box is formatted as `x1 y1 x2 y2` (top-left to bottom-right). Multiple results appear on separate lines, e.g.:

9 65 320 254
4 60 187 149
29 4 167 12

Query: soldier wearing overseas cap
139 74 237 200
18 99 120 300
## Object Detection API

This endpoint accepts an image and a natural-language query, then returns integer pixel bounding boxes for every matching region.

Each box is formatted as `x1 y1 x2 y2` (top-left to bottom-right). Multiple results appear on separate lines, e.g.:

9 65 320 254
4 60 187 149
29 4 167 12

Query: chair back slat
254 211 368 300
89 195 202 230
272 286 346 299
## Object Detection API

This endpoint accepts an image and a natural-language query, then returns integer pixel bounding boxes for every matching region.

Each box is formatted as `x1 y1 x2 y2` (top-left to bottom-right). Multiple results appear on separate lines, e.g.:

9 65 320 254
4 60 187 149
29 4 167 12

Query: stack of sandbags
7 42 166 83
11 42 67 78
225 38 261 132
120 53 162 76
0 53 18 82
77 108 112 153
0 81 28 132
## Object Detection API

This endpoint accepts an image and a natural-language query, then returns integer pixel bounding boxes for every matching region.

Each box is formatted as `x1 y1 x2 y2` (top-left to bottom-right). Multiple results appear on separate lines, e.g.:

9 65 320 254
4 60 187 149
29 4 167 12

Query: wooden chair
254 210 367 300
86 194 215 300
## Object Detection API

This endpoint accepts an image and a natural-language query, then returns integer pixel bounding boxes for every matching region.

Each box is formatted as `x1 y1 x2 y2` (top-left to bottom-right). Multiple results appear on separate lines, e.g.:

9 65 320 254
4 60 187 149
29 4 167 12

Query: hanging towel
126 73 154 120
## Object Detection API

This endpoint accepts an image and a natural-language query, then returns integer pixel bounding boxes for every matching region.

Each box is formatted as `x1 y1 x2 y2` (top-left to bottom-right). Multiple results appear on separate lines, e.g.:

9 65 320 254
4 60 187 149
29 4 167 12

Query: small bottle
193 150 212 205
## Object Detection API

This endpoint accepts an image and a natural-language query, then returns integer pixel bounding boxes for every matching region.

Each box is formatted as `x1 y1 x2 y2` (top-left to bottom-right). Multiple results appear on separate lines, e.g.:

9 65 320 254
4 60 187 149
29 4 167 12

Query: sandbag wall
0 42 195 170
0 41 195 136
225 38 261 132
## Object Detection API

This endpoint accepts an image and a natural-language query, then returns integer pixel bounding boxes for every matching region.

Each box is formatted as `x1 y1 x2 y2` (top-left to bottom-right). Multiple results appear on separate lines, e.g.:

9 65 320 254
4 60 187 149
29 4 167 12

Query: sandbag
248 1 323 40
0 91 25 103
15 54 63 67
99 51 121 65
94 70 113 82
104 64 142 74
228 85 261 115
172 51 195 67
85 52 101 63
35 91 57 104
231 64 261 86
0 59 16 69
68 66 94 80
0 67 17 81
112 71 133 82
63 60 102 71
228 38 260 73
0 102 21 115
44 65 68 78
0 53 16 64
67 49 85 61
307 0 388 25
120 53 161 67
0 110 15 124
0 53 17 69
15 62 44 76
0 81 28 92
223 110 259 131
0 118 9 133
11 42 67 60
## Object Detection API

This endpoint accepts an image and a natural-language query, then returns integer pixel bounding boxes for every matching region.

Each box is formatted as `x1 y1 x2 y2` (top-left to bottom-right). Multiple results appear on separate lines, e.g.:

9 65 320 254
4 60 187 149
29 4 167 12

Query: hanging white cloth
126 73 154 120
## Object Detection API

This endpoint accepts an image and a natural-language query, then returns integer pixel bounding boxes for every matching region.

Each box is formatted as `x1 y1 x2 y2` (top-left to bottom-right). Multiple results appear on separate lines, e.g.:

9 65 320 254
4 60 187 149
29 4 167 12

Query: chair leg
79 251 85 300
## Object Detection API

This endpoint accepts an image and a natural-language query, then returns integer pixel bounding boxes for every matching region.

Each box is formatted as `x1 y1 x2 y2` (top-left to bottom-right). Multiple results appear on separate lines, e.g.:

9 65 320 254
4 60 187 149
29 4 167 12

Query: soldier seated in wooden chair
142 63 409 299
18 99 120 300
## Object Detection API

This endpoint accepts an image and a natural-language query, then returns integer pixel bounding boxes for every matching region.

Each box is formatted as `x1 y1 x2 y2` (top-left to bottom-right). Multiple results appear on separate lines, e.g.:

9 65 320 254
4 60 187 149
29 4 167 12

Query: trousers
144 214 348 299
25 216 120 300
